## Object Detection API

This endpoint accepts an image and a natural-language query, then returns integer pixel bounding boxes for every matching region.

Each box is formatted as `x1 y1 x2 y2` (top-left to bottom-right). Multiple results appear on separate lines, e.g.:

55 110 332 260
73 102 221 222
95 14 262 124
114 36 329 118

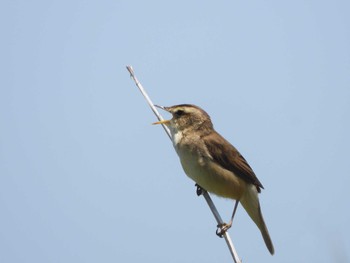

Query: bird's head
153 104 213 133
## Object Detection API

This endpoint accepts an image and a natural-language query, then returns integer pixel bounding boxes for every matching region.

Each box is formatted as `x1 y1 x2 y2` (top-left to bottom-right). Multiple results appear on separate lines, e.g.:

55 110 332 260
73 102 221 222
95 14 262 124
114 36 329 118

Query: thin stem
126 65 241 263
126 66 171 140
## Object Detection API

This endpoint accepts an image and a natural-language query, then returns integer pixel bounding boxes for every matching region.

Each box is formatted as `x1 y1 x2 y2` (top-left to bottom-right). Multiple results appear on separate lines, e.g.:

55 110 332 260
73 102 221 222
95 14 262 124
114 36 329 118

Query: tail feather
240 185 275 255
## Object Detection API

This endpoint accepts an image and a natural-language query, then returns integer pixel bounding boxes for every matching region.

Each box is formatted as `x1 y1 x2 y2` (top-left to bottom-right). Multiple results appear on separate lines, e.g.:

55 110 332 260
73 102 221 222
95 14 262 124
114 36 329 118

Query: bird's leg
195 183 203 196
216 200 239 237
194 185 239 238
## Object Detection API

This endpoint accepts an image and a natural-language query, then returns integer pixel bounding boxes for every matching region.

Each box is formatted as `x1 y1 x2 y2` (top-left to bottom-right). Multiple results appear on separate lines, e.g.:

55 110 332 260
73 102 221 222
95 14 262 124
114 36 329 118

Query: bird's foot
195 184 203 196
216 222 232 238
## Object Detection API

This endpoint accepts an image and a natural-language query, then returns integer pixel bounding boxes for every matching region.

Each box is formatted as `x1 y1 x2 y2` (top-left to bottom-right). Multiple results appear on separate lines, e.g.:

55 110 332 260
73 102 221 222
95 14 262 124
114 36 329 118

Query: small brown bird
153 104 274 255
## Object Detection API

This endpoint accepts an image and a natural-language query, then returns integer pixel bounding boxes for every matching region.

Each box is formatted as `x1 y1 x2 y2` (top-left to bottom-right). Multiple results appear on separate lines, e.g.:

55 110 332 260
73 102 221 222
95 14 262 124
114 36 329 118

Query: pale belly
176 147 246 200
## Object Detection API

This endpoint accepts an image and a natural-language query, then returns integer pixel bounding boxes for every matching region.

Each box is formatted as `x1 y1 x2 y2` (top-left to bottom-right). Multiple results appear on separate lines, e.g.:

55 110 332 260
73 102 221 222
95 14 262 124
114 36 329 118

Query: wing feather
203 131 264 192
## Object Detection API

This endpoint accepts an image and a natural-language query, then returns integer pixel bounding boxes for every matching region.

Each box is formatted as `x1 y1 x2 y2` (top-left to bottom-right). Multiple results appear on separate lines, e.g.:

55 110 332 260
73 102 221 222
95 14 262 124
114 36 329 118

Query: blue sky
1 0 350 262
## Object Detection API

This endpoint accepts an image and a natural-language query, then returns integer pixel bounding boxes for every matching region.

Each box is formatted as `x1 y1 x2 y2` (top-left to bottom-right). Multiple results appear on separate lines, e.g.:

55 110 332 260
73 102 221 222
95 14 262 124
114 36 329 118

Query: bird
153 104 274 255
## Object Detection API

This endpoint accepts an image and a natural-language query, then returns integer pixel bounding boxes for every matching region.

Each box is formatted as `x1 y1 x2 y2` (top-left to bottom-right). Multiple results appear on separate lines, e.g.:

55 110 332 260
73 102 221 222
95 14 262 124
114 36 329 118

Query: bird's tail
240 185 275 255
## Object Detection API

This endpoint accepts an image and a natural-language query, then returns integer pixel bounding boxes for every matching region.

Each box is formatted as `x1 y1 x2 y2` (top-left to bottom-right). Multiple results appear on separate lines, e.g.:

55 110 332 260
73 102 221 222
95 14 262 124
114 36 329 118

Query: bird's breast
173 133 246 200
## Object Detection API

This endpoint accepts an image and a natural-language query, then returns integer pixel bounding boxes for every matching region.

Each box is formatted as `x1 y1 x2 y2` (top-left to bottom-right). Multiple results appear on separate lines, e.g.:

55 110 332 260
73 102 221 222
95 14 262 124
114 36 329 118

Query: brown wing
203 131 264 192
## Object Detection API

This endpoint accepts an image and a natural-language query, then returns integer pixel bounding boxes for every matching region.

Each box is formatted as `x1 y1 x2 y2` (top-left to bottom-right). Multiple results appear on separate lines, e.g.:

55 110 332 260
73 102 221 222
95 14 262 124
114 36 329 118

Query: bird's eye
175 110 184 117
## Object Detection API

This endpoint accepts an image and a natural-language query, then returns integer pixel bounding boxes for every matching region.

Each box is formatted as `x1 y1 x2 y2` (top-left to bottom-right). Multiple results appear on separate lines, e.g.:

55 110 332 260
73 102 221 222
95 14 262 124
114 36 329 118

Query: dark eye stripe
175 110 184 116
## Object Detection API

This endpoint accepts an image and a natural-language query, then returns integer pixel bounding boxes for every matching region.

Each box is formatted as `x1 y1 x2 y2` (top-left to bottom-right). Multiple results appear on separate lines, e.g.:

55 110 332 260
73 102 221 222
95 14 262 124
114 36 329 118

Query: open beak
152 105 171 125
152 119 170 125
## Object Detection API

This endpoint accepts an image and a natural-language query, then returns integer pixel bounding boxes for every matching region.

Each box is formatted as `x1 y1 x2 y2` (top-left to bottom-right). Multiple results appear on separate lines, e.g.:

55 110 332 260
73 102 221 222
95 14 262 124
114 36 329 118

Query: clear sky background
1 0 350 262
